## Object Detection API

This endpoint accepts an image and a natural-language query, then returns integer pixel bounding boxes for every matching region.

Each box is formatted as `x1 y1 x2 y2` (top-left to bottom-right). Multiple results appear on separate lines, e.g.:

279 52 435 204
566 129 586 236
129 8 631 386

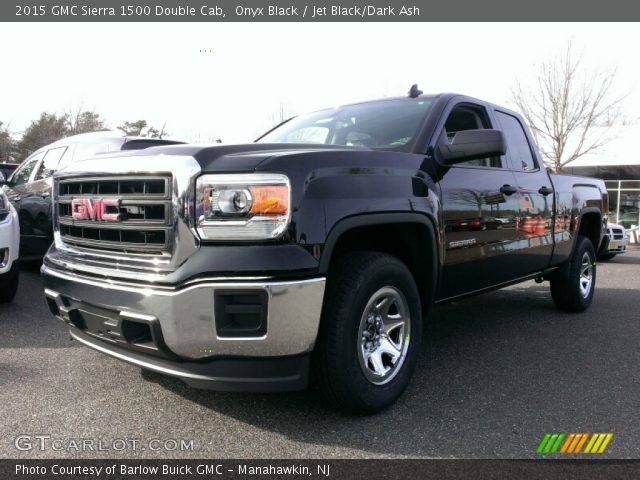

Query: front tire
0 261 19 304
550 235 596 312
313 252 422 413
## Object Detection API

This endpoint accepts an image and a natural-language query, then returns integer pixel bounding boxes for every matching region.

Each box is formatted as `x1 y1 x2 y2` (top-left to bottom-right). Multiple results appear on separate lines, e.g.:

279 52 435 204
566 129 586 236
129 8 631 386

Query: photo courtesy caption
15 464 195 476
16 464 330 476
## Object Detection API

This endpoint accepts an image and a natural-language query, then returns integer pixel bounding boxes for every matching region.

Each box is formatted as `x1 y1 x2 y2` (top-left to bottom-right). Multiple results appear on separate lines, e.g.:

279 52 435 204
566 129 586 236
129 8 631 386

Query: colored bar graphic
560 433 575 454
574 433 589 453
544 434 559 453
550 433 565 453
537 433 552 454
584 434 598 453
538 433 613 454
592 434 606 453
567 433 583 453
598 434 613 453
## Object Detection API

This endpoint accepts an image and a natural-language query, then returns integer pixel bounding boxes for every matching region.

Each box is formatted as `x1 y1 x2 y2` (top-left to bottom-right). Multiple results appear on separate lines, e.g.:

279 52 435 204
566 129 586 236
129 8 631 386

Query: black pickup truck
41 91 607 413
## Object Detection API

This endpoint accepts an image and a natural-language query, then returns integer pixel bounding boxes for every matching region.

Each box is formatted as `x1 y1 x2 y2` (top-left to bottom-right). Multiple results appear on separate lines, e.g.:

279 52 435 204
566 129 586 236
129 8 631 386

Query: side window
442 106 502 168
10 153 43 186
35 146 68 180
495 111 537 171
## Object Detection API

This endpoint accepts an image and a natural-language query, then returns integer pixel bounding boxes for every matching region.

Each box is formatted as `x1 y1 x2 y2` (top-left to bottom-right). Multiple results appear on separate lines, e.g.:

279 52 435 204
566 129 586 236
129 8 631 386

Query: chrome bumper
41 264 326 360
67 327 312 392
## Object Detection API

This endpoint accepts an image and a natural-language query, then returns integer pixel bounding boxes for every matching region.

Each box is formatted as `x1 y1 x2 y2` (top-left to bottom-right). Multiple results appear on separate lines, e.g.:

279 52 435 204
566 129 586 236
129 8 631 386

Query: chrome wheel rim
579 251 594 298
357 286 411 385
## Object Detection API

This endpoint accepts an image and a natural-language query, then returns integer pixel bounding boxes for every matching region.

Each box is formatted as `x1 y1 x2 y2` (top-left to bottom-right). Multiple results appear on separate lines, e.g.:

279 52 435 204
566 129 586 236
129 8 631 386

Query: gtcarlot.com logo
537 432 613 455
14 435 194 452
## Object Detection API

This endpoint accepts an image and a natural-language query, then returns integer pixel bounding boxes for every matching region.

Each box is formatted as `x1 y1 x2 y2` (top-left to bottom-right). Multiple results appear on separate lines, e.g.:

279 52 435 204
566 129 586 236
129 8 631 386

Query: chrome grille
59 178 167 197
611 228 624 240
57 176 172 254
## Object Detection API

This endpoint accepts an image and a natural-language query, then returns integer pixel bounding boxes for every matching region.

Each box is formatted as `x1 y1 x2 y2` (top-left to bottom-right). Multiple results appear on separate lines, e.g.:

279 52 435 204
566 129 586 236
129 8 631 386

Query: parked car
42 91 606 413
598 222 628 260
2 132 184 256
446 216 504 232
0 163 19 181
0 187 19 303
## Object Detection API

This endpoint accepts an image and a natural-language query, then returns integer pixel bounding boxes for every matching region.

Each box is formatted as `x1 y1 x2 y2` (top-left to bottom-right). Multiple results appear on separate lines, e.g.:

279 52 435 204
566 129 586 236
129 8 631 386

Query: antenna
408 84 423 98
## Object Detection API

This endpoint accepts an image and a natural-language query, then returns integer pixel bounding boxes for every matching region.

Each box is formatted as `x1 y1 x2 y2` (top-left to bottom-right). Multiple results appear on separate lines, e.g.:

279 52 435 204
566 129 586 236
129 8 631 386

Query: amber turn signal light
249 186 289 215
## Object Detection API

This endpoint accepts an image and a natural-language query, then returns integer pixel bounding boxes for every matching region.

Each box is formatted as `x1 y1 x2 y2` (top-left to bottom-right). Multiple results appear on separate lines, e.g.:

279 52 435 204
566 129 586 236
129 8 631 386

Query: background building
564 125 640 243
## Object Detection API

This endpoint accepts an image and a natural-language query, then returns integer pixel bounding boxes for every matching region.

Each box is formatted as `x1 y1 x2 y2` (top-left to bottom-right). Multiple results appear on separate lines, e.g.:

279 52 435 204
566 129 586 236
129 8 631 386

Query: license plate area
57 297 175 359
76 307 122 341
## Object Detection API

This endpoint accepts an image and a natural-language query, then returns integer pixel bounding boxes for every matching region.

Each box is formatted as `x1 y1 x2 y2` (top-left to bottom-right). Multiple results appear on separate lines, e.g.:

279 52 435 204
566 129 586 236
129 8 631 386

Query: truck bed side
548 173 607 267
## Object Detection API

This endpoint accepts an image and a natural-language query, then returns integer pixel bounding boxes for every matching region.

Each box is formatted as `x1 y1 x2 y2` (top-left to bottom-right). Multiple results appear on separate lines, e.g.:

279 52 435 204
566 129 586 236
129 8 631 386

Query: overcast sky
1 23 639 148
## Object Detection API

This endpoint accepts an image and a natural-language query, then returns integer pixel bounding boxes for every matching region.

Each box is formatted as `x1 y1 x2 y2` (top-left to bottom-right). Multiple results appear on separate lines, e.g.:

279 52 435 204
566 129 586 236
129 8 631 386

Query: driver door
436 102 522 299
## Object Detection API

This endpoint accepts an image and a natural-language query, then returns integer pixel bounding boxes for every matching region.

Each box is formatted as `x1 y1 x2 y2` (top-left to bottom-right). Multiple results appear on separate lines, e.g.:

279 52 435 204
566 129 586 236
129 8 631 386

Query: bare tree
448 188 489 218
511 43 626 172
67 106 107 135
0 121 15 163
15 112 69 160
118 119 168 138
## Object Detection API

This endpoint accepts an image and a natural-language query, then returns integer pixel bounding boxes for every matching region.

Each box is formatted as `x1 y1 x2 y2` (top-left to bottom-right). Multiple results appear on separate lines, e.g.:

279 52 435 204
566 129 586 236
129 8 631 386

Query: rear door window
495 111 538 171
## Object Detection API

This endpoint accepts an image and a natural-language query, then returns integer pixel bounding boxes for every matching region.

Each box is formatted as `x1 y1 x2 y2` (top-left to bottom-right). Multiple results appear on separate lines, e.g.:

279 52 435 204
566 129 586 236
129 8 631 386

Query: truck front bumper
41 264 326 392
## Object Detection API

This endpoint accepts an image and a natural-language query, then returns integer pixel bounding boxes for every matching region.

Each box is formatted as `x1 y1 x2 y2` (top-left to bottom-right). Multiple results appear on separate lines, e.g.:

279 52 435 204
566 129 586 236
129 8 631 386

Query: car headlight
195 173 290 240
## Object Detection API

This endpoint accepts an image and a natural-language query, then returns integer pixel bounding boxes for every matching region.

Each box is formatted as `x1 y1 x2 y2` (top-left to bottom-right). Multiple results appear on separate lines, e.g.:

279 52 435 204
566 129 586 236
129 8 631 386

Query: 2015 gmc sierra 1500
41 91 607 412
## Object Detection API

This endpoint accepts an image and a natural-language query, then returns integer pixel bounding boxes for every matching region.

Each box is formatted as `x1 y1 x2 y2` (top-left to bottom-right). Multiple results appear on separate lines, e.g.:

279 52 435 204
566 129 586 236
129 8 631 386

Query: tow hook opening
45 296 60 317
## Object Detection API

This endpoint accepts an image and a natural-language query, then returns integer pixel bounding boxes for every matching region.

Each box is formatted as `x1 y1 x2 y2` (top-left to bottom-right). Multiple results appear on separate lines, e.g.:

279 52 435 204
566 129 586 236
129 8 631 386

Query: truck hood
56 143 373 175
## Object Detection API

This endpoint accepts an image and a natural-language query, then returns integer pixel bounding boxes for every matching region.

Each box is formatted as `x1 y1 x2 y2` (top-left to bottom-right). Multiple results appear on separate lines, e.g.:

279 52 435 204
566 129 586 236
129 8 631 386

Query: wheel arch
577 208 603 251
319 213 439 315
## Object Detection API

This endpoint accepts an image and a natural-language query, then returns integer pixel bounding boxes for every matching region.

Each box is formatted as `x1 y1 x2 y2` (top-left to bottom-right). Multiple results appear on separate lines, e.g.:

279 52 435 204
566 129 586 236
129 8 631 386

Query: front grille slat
56 176 172 255
59 177 169 197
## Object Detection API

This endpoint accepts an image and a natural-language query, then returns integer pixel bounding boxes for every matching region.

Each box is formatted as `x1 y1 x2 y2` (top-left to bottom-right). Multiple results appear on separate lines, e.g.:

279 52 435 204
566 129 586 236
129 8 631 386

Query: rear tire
0 261 19 304
550 235 596 312
313 252 422 413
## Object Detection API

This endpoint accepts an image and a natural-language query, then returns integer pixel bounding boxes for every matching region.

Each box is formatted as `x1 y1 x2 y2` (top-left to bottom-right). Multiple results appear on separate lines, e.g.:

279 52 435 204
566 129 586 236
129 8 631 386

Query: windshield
257 98 433 152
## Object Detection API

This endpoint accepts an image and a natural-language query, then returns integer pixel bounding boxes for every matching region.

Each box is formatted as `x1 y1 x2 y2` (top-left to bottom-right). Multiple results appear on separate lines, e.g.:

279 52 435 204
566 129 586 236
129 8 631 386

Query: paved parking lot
1 251 639 459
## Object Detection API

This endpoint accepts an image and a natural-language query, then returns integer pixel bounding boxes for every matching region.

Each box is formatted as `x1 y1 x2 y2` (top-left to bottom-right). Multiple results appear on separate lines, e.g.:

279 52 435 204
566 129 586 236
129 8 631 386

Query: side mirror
0 172 6 185
438 129 506 165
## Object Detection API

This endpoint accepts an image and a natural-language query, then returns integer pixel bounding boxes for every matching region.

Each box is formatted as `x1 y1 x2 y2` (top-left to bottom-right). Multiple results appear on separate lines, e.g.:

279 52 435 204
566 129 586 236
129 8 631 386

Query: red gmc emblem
71 198 121 222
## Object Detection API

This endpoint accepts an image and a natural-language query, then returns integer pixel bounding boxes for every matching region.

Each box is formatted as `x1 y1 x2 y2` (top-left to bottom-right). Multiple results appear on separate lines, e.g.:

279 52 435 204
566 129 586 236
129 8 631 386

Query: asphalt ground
1 250 639 459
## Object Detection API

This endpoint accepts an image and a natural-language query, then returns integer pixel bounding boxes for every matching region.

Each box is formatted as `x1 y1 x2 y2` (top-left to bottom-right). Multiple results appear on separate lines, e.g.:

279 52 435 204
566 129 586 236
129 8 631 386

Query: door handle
500 185 518 196
538 186 553 196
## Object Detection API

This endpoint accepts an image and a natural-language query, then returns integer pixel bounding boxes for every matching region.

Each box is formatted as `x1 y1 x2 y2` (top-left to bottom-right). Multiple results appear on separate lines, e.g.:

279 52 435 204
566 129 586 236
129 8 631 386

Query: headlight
195 173 290 240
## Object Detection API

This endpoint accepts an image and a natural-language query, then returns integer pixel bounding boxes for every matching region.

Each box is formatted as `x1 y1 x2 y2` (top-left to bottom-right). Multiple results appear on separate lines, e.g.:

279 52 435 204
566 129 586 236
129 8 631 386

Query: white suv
599 222 628 260
0 185 19 302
